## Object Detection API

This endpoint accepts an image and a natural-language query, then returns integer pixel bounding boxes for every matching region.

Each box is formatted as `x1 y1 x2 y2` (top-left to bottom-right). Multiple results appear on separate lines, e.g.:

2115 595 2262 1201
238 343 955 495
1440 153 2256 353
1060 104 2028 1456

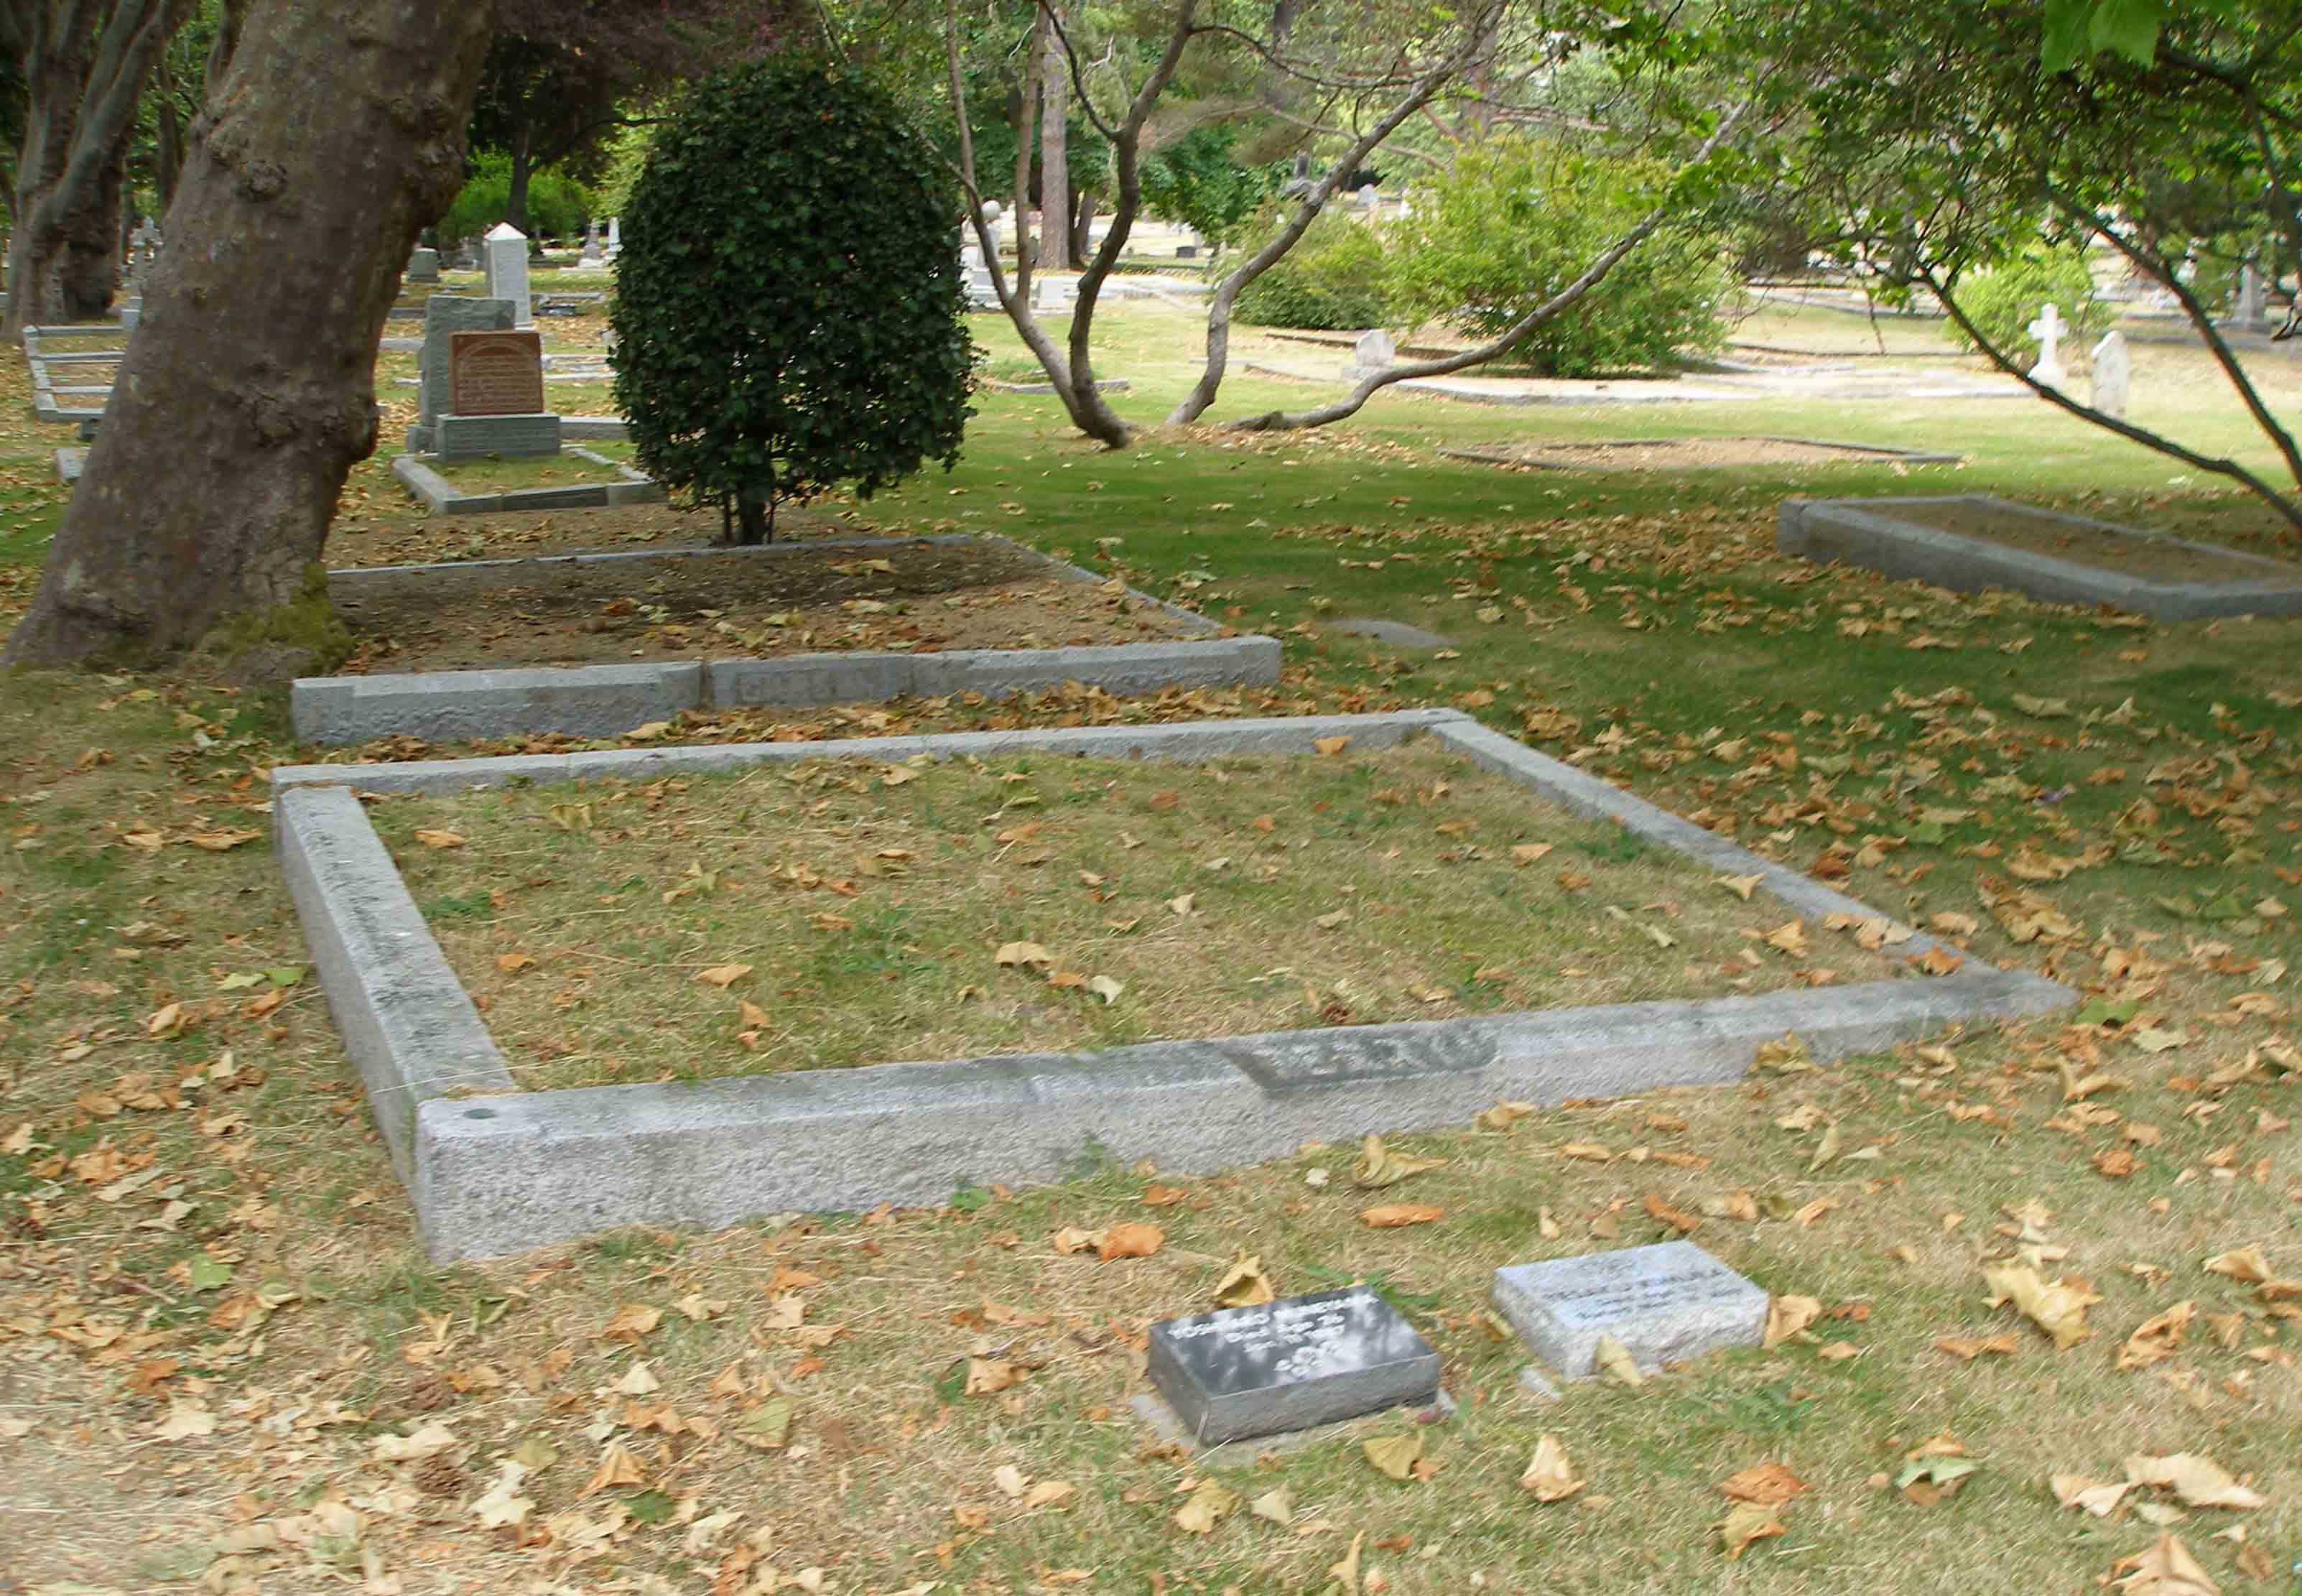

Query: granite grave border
389 447 664 516
1780 493 2302 622
269 707 2071 1262
291 534 1282 744
1438 435 1965 471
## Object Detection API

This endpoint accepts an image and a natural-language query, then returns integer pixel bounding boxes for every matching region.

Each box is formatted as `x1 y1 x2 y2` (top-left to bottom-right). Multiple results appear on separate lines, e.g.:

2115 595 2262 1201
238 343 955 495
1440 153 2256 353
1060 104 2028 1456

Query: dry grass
372 742 1901 1091
4 302 2302 1594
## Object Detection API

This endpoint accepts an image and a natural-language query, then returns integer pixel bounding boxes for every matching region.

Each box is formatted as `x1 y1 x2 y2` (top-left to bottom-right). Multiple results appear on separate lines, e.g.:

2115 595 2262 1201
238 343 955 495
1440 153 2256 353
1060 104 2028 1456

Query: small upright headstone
1492 1240 1768 1381
2026 302 2068 386
406 294 516 453
483 222 534 328
436 328 560 461
407 247 440 284
605 216 622 261
1147 1286 1439 1445
580 219 603 264
1358 183 1379 210
1346 328 1397 382
2090 329 2130 419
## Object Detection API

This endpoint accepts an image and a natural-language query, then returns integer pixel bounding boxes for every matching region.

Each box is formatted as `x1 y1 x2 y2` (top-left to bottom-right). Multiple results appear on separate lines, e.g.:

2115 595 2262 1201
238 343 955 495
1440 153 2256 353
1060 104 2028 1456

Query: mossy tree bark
3 0 495 667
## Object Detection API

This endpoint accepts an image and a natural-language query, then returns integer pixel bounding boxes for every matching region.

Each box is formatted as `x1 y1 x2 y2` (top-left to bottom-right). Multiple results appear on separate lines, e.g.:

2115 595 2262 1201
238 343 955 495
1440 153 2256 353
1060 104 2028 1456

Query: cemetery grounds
0 287 2300 1592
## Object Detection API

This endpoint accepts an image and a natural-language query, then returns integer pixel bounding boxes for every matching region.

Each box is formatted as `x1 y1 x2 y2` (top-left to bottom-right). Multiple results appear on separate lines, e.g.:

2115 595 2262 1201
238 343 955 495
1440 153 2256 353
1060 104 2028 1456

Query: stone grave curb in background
1437 436 1967 471
290 534 1278 744
389 449 664 516
1780 493 2302 622
270 709 2072 1261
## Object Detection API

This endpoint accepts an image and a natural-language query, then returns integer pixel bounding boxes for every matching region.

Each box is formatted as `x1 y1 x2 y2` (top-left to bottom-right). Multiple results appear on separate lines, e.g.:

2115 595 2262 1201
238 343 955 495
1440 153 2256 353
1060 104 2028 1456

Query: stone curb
274 710 2074 1259
272 707 1460 794
389 449 664 516
294 535 1266 745
273 785 517 1191
1780 493 2302 622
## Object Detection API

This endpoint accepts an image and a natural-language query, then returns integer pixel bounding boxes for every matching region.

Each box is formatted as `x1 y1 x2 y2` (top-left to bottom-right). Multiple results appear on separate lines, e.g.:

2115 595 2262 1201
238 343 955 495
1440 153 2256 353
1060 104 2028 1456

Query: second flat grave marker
1493 1240 1768 1380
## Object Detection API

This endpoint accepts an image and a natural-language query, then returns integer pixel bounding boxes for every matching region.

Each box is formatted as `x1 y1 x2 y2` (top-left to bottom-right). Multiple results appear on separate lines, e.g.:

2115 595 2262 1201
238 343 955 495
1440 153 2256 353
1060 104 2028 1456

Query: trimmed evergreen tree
611 60 973 543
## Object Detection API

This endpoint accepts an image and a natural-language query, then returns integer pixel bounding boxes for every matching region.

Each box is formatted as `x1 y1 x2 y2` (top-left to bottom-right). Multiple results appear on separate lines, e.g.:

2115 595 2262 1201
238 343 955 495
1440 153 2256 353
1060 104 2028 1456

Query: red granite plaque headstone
448 330 546 416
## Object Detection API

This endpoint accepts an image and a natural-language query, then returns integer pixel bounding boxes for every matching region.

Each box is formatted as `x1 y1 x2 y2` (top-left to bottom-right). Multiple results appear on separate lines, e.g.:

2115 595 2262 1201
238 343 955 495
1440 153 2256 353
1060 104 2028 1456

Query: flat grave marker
1147 1285 1439 1444
1493 1240 1768 1380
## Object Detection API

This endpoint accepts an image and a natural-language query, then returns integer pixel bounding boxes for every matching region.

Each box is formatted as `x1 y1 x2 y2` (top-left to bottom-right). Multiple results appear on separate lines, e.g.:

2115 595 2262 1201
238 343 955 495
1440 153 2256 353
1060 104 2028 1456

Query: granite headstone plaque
1493 1240 1767 1381
449 330 546 417
1147 1285 1439 1445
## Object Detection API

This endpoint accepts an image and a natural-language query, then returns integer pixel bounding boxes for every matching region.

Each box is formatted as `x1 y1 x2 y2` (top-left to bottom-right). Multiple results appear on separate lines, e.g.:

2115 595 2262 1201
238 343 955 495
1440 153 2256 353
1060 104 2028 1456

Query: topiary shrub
1946 244 2112 367
1234 208 1393 331
1386 139 1730 378
610 60 973 544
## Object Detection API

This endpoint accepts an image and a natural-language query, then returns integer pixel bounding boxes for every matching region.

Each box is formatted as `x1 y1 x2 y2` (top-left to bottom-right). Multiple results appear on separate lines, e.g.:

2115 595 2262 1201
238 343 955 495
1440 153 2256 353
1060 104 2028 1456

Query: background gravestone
484 223 534 328
437 329 560 460
1347 328 1397 381
1493 1240 1768 1380
407 247 440 284
2090 330 2130 419
1146 1285 1439 1444
406 296 516 453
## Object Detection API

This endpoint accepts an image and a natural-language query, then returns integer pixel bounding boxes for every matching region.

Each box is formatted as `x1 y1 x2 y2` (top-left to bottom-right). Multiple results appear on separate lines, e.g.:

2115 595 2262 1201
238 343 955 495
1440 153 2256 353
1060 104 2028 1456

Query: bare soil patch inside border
371 743 1910 1092
1881 499 2301 585
332 539 1194 673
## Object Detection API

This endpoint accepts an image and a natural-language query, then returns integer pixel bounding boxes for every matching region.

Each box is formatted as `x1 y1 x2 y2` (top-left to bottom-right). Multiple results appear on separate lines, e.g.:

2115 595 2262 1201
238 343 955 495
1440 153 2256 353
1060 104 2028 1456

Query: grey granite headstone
408 247 440 284
435 413 563 461
1492 1240 1768 1380
407 296 515 453
1147 1286 1439 1445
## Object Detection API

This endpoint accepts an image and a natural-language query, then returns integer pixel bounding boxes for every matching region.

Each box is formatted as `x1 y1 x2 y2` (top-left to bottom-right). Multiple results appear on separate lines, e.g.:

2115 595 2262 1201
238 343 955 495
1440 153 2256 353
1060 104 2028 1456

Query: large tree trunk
2 0 192 333
1039 10 1070 272
2 0 496 668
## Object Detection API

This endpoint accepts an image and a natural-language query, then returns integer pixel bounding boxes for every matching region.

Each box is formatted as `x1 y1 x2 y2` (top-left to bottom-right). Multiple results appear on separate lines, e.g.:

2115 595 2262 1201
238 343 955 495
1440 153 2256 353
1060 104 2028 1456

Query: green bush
1386 139 1730 377
1234 208 1393 330
1946 246 2112 365
440 153 590 246
610 60 972 544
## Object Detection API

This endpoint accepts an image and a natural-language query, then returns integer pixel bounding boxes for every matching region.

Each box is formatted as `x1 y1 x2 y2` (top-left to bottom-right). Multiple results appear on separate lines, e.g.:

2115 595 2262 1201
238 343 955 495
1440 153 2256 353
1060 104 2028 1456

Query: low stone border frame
271 708 2071 1261
1780 493 2302 623
22 325 121 427
389 447 664 516
1438 436 1965 471
292 535 1281 745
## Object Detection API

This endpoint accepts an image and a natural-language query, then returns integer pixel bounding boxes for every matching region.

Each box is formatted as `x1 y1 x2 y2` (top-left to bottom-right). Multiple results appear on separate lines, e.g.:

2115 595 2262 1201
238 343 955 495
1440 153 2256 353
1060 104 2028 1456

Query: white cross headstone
2026 302 2068 387
2090 329 2130 419
483 222 533 328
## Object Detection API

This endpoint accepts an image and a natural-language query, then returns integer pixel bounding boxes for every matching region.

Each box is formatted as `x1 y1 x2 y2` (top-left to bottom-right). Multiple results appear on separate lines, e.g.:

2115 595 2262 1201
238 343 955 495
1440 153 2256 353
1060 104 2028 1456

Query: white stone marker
2090 329 2130 419
483 222 534 328
1492 1240 1768 1380
1346 328 1396 381
2027 302 2068 386
605 216 621 260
